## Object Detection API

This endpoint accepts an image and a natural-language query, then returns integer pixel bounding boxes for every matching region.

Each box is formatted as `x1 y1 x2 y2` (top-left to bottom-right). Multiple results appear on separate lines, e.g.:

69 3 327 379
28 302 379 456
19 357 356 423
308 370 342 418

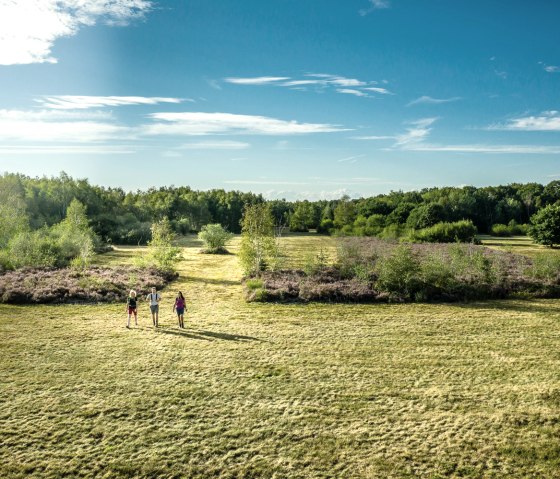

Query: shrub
375 244 421 300
148 217 182 270
526 254 560 282
409 220 478 243
238 204 280 276
198 224 233 254
491 224 511 237
317 218 334 235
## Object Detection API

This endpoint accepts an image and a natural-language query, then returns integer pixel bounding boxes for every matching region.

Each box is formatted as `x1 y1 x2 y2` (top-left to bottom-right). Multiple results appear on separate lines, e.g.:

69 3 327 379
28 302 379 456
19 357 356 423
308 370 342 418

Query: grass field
2 235 560 478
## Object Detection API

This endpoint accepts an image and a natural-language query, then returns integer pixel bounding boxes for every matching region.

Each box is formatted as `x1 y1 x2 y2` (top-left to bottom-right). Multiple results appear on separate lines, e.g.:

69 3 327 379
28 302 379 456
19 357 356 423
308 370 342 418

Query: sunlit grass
480 234 560 258
1 235 559 478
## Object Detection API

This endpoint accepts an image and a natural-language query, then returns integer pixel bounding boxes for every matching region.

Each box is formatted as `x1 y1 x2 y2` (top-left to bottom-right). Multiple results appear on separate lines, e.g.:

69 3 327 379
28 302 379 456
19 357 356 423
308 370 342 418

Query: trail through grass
1 236 560 478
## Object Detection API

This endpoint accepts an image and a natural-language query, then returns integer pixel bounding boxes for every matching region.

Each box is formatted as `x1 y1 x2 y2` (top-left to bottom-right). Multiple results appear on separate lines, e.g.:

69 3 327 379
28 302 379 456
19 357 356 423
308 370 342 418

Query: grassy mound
0 266 178 304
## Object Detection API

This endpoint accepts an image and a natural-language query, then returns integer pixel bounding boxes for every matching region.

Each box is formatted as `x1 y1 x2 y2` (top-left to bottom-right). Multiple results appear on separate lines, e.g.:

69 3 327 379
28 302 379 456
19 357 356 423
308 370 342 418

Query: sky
0 0 559 200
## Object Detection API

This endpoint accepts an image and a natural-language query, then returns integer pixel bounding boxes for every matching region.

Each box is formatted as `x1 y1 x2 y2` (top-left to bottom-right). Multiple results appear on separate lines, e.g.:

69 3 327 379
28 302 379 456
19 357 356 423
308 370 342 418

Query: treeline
1 172 559 245
0 172 264 244
284 182 560 240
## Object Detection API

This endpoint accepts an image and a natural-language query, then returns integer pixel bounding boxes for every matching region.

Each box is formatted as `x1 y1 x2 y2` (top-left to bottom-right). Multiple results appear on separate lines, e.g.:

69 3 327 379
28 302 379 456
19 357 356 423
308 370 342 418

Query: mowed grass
480 234 560 258
1 235 560 478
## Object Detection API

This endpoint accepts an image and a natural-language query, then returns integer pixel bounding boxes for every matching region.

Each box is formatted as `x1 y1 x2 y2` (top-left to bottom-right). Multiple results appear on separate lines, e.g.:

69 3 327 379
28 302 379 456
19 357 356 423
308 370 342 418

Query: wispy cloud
488 111 560 131
337 154 365 163
395 118 438 146
0 0 152 65
144 112 350 136
401 144 560 154
224 73 392 98
407 96 462 106
37 95 185 109
351 135 396 140
224 76 290 85
337 89 369 97
0 109 131 142
359 0 391 16
538 61 560 73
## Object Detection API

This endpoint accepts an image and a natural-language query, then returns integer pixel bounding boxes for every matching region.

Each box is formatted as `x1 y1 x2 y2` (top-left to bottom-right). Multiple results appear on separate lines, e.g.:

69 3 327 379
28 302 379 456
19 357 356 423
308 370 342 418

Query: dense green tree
529 204 560 247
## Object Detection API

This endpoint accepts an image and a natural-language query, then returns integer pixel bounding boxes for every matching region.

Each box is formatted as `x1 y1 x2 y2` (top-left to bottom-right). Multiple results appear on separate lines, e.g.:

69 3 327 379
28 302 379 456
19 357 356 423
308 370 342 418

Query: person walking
146 287 161 327
126 290 138 329
173 291 187 329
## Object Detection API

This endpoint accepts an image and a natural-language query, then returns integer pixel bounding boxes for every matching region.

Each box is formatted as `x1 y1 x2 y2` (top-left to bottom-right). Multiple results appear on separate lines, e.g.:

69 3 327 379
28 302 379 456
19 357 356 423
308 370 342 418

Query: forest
1 172 559 246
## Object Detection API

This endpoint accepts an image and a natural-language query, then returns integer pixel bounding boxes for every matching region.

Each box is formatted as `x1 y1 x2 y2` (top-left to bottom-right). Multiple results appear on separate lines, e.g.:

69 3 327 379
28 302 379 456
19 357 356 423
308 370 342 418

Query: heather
245 238 560 303
0 266 177 304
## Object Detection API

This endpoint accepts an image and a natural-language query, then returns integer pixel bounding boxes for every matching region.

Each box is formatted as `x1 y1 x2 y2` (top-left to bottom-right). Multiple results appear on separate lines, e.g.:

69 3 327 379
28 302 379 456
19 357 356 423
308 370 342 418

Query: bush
409 220 477 243
317 219 334 235
198 224 233 254
375 244 421 300
491 224 511 237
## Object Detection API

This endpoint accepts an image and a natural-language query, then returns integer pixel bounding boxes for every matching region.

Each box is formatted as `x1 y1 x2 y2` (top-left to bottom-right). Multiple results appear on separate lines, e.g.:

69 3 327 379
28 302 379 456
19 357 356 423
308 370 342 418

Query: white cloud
223 73 388 97
407 96 462 106
337 89 369 97
401 143 560 154
395 118 438 146
0 108 113 120
351 135 396 140
337 154 365 163
144 112 349 136
224 76 290 85
359 0 390 16
0 109 131 142
489 112 560 131
0 0 152 65
37 95 185 109
363 87 393 95
178 141 250 150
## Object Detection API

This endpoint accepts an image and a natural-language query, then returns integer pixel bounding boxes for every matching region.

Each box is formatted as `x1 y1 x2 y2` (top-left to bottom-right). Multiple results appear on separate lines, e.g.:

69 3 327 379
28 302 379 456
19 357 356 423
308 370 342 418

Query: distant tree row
1 172 560 246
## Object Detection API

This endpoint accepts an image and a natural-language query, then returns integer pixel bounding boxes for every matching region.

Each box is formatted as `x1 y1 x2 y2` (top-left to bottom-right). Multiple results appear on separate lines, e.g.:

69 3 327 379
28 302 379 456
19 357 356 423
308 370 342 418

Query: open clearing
1 236 560 478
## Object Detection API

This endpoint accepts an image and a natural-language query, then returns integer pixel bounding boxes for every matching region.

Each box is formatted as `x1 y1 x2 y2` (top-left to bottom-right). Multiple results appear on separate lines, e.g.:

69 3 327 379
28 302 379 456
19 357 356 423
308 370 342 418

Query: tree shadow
186 276 240 286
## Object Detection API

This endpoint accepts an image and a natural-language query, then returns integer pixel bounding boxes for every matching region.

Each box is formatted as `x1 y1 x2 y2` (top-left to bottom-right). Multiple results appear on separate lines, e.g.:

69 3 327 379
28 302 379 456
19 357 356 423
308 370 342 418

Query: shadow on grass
186 276 240 286
454 299 560 316
154 326 265 342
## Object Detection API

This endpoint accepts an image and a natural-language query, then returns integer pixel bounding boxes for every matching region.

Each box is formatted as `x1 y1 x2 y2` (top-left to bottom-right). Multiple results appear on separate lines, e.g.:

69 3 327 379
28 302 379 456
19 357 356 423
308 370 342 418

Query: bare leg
134 312 138 327
155 312 159 328
127 314 131 328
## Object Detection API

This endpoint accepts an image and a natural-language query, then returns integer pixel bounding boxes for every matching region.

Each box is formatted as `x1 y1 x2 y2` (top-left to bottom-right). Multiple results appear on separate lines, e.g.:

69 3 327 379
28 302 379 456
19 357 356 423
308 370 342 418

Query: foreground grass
2 236 560 478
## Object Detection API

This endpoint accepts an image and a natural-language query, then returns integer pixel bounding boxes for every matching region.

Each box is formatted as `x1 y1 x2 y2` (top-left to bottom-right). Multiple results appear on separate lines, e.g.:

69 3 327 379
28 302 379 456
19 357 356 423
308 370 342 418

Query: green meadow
1 236 560 478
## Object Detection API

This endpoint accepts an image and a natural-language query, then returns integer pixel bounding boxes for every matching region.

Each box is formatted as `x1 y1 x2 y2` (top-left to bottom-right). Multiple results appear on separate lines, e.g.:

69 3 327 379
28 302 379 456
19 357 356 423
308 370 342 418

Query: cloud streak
407 96 462 106
488 111 560 131
144 112 350 136
37 95 185 109
224 73 393 98
0 0 152 65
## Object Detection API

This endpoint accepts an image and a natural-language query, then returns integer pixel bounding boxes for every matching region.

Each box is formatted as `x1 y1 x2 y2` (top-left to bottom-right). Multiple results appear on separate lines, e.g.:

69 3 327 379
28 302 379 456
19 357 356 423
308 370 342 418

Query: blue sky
0 0 559 199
